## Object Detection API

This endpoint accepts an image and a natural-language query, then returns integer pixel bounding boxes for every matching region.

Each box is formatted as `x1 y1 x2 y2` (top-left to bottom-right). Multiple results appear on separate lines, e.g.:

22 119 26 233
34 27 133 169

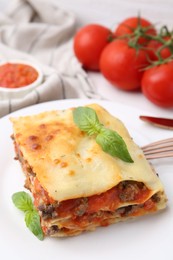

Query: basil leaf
25 210 44 241
73 107 102 135
73 106 133 163
12 191 44 241
12 191 33 212
96 128 134 163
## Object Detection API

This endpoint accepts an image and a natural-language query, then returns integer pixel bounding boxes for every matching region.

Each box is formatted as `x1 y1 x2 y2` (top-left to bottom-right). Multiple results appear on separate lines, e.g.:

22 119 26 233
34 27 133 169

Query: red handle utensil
139 115 173 130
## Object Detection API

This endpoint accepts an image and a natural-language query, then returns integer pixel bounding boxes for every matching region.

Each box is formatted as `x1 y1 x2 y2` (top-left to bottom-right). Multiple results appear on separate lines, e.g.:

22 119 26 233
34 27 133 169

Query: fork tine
144 146 173 155
142 137 173 160
144 152 173 160
142 137 173 150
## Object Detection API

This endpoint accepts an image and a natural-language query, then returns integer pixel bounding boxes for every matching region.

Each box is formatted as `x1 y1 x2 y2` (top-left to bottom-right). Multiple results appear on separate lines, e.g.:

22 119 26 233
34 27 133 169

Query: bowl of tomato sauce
0 60 43 99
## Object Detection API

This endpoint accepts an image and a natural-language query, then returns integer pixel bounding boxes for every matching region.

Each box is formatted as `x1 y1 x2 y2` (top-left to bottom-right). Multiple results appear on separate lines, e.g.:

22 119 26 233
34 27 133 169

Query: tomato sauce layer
33 178 151 217
33 178 158 233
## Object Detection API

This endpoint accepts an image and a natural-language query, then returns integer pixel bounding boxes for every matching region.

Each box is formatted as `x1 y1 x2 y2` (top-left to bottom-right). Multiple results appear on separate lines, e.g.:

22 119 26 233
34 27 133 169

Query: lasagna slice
10 104 167 237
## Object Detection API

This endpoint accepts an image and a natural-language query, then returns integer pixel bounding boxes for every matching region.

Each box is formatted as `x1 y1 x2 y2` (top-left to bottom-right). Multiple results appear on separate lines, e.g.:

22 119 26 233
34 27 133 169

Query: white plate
0 99 173 260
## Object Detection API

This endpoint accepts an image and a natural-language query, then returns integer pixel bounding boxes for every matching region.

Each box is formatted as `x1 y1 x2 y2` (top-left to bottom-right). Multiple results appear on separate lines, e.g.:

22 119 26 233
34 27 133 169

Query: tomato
100 40 149 90
73 24 113 71
142 61 173 107
114 17 156 45
147 36 172 61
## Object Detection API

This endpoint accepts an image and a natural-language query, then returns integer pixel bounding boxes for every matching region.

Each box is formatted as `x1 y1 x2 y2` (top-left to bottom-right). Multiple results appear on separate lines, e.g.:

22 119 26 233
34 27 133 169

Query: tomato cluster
73 17 173 108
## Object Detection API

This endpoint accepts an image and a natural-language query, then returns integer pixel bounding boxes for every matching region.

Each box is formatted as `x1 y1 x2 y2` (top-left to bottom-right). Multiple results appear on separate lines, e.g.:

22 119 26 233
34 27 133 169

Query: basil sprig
73 107 133 163
12 191 44 240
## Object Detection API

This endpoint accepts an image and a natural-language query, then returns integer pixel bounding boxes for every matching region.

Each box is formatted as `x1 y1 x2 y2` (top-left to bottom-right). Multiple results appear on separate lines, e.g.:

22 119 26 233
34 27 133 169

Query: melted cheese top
11 104 165 202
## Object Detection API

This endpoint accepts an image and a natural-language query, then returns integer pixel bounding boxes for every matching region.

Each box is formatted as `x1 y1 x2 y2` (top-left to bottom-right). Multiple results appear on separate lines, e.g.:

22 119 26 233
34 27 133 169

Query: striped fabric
0 0 102 117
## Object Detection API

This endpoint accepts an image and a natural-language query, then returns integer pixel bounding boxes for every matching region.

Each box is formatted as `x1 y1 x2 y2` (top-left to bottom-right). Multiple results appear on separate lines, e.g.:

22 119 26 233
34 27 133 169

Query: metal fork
142 137 173 160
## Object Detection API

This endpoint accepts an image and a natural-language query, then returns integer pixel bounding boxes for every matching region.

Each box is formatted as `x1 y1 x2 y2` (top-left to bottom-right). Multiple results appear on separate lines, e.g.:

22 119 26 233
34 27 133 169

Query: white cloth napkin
0 0 101 118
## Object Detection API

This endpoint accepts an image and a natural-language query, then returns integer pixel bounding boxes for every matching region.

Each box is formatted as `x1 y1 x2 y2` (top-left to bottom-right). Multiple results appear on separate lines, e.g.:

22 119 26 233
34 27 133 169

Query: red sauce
33 179 151 216
33 179 157 232
0 63 38 88
87 186 120 213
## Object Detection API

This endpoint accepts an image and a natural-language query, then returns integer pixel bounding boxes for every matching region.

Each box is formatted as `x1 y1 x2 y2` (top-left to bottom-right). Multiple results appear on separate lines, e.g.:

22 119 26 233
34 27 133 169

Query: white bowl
0 59 43 100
